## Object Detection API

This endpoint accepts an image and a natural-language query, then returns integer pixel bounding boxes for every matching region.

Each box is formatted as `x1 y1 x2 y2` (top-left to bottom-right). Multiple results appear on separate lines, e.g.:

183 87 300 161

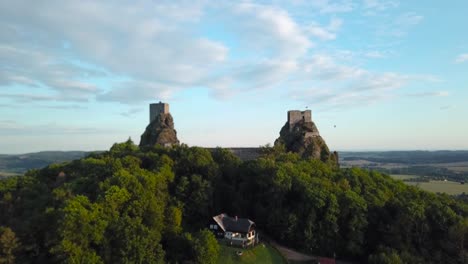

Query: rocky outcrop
275 116 338 165
139 112 179 147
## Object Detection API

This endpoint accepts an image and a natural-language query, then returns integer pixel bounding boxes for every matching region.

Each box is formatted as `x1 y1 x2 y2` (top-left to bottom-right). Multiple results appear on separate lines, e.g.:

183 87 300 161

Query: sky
1 0 467 154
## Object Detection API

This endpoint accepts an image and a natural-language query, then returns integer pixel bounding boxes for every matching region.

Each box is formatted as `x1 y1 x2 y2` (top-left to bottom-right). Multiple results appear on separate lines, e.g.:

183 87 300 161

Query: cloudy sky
1 0 467 153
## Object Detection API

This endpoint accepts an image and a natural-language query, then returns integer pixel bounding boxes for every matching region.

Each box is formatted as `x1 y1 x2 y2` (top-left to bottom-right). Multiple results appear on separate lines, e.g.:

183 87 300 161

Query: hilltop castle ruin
139 101 179 147
288 110 311 128
139 101 338 165
276 109 337 163
287 110 320 138
150 102 169 123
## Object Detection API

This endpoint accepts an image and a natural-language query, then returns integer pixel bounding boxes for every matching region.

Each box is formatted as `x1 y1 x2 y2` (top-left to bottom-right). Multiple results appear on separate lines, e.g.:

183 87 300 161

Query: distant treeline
0 151 96 174
341 151 468 164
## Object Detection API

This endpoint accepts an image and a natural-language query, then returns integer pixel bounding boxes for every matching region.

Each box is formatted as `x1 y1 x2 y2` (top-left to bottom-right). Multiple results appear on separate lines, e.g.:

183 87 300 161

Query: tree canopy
0 142 467 263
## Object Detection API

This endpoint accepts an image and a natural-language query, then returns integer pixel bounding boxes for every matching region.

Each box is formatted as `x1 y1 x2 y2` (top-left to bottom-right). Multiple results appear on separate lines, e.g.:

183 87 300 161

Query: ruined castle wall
228 148 262 161
206 148 262 161
302 110 312 122
288 111 302 128
304 131 320 138
288 110 312 130
150 103 169 123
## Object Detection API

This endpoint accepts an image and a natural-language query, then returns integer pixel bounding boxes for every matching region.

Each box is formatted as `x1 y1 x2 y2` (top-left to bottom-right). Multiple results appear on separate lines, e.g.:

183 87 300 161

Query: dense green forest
1 140 467 263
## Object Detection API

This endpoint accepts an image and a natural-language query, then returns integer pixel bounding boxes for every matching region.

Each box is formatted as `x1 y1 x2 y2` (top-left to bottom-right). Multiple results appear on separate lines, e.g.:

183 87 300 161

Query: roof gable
212 213 255 233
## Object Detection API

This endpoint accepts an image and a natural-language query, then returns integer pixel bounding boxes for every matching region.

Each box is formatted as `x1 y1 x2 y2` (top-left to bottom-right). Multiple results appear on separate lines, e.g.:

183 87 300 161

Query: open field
448 166 468 172
340 151 468 169
217 244 285 264
427 161 468 172
391 174 468 195
390 174 420 180
407 180 468 195
0 171 21 178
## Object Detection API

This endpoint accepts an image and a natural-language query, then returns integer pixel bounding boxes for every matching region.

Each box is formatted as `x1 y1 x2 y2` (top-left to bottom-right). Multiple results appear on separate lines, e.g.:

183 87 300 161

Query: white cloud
363 0 399 11
364 51 386 58
305 18 343 41
375 12 424 37
306 25 336 41
0 1 227 103
0 93 61 103
0 120 116 136
455 53 468 63
0 44 102 101
233 2 311 59
407 91 450 97
328 18 344 31
352 72 406 91
309 0 355 14
98 80 174 103
287 53 440 109
40 104 87 110
195 2 312 98
440 105 454 110
0 0 434 110
120 107 144 117
395 12 424 27
0 1 317 103
303 54 366 80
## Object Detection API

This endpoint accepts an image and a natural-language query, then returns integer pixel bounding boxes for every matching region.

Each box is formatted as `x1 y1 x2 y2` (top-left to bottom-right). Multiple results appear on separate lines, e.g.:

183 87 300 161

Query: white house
209 213 258 247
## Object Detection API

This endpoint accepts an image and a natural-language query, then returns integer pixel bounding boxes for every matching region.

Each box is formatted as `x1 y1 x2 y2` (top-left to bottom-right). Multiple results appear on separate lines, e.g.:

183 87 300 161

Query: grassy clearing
0 171 21 178
217 243 286 264
407 180 468 195
449 167 468 172
391 175 468 195
390 174 420 180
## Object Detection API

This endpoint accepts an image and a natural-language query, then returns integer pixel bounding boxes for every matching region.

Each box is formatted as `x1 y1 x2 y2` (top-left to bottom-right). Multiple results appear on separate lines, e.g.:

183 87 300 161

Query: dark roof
318 258 335 264
212 213 255 233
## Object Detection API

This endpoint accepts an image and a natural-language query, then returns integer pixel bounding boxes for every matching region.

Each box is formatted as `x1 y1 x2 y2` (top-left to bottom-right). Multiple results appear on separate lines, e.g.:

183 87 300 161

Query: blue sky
1 0 467 154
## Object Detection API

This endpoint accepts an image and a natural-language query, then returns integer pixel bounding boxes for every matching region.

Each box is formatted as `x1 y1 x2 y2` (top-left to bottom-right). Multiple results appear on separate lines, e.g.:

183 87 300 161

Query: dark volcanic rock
139 112 179 147
275 117 338 165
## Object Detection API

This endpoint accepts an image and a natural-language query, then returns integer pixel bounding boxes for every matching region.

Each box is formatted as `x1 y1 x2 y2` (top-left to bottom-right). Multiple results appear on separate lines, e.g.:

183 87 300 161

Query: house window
214 225 218 230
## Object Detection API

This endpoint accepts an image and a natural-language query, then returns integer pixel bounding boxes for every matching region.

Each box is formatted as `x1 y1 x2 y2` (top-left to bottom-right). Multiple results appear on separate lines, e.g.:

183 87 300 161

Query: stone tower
287 110 312 132
140 101 179 147
275 109 338 165
150 101 169 123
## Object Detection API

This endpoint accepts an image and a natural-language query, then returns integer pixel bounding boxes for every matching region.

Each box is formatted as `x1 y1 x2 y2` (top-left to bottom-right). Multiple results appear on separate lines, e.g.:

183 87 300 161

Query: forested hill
0 140 467 263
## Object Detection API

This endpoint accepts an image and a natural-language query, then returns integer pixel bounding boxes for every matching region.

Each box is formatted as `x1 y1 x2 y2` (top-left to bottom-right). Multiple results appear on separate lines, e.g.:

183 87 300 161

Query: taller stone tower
140 101 180 147
150 102 169 123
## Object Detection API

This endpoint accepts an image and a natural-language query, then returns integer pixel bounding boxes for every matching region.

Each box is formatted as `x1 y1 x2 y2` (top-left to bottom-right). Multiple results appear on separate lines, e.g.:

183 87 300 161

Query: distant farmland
406 180 468 195
390 174 468 195
340 151 468 195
